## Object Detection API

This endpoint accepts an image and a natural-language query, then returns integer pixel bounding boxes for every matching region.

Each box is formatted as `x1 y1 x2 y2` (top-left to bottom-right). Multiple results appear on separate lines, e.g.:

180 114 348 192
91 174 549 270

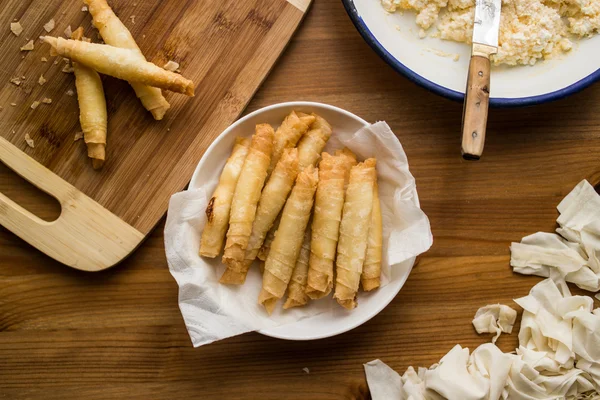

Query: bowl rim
342 0 600 108
189 101 370 188
188 101 418 341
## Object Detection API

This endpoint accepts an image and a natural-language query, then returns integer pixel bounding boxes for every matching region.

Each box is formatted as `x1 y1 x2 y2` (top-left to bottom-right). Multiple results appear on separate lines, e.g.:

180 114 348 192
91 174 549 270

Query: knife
461 0 502 160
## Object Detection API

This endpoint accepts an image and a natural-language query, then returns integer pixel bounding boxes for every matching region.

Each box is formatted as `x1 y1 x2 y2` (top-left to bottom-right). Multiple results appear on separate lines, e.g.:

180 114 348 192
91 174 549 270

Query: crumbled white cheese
10 21 23 36
66 89 74 96
20 40 34 51
30 101 40 109
24 134 34 148
424 48 460 61
472 304 517 344
163 60 180 72
302 367 310 374
81 5 88 12
382 0 600 66
43 18 55 33
38 74 46 85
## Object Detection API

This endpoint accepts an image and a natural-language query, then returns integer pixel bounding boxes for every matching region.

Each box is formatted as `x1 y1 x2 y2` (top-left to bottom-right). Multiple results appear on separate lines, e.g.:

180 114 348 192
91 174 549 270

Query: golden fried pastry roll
336 147 358 189
84 0 170 119
334 158 377 310
297 114 332 170
283 227 311 309
200 137 251 258
258 166 318 314
305 150 357 299
71 27 108 169
361 182 383 291
220 124 274 284
258 113 327 262
41 37 194 95
268 111 315 174
257 214 278 261
224 148 299 281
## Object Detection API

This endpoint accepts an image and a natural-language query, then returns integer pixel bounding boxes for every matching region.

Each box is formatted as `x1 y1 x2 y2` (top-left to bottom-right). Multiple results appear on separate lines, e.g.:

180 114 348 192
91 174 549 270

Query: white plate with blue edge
342 0 600 107
189 101 419 340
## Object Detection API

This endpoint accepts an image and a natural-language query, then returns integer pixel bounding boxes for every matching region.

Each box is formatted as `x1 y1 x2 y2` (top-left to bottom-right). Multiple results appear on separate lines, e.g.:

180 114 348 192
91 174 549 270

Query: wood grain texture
0 0 308 239
2 0 600 398
461 53 491 159
0 136 144 271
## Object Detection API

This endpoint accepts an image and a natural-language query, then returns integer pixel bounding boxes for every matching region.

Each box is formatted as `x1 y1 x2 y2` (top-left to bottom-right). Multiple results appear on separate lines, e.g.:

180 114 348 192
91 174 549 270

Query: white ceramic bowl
189 101 417 340
343 0 600 107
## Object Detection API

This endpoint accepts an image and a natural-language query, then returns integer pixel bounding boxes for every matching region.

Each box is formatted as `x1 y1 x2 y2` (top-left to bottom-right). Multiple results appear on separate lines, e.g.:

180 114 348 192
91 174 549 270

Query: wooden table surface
1 0 600 398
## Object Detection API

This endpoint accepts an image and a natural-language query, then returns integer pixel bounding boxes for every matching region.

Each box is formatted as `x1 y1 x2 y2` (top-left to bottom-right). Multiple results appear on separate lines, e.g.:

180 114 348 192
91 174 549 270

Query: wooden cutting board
0 0 310 271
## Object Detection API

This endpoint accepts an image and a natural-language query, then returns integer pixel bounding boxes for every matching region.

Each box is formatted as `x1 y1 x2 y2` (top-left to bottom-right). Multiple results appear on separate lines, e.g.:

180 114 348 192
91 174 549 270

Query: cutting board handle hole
0 161 61 222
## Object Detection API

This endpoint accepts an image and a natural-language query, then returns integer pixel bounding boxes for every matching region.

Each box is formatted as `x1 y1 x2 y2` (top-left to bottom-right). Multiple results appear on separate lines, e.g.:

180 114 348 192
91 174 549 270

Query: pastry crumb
64 25 72 38
10 22 23 36
302 367 310 374
30 101 40 109
25 134 35 148
53 59 59 65
81 5 88 11
62 63 74 73
41 56 48 62
9 77 21 86
66 89 74 96
130 15 136 24
38 75 46 85
74 131 84 141
43 18 55 33
163 60 180 72
10 102 17 106
20 40 34 51
41 98 52 104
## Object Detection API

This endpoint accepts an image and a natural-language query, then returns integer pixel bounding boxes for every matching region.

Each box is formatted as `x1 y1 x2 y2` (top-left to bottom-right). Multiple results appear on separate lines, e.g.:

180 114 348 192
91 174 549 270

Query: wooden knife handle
461 49 492 160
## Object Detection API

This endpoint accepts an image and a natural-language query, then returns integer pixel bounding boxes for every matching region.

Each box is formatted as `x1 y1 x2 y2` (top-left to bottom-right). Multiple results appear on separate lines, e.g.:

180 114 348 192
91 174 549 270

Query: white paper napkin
511 180 600 292
165 122 433 347
364 277 600 400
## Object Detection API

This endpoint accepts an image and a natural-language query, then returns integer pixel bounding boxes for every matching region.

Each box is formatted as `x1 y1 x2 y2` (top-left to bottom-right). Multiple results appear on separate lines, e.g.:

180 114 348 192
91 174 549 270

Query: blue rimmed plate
342 0 600 107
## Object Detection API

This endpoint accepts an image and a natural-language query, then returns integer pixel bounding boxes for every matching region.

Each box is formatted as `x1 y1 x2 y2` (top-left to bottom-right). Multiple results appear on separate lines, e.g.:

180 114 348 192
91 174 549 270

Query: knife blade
460 0 502 160
473 0 502 49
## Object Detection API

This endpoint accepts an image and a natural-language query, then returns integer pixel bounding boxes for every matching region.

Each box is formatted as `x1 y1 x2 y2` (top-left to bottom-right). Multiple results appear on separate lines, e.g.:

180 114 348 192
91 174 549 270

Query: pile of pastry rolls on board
38 0 194 168
200 111 383 315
